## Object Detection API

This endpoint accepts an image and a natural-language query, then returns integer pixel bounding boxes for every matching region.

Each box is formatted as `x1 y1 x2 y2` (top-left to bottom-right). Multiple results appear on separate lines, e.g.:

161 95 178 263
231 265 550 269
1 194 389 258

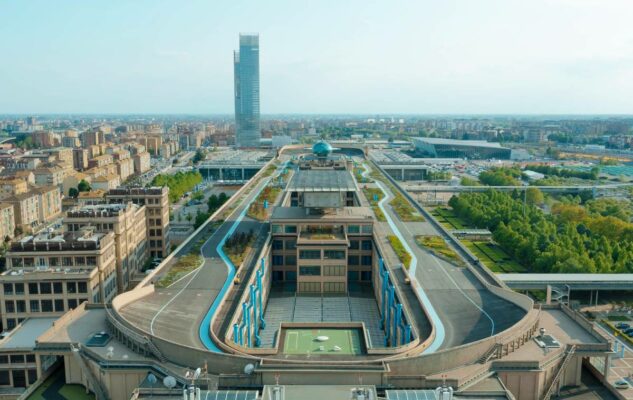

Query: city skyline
1 0 632 115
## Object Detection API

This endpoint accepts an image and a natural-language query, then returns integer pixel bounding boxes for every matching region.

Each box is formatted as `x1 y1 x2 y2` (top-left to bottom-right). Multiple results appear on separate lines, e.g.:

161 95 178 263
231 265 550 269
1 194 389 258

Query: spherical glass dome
312 140 333 158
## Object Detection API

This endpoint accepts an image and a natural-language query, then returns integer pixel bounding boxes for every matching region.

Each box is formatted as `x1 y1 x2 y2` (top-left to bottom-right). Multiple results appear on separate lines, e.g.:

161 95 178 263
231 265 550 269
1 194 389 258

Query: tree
192 148 207 164
525 188 544 206
68 188 79 198
78 179 91 192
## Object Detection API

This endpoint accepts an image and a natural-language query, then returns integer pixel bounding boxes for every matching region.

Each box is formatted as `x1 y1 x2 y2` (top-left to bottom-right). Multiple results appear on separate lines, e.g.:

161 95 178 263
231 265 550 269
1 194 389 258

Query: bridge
499 273 633 293
405 184 631 195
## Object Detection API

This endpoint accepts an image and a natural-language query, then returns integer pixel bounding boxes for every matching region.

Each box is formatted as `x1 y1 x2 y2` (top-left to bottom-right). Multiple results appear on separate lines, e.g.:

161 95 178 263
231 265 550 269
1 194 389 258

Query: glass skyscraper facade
234 34 261 148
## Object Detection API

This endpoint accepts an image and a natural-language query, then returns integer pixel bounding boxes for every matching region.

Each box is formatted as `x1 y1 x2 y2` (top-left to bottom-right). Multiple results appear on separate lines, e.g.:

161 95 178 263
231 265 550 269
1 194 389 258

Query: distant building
412 137 511 160
234 34 261 148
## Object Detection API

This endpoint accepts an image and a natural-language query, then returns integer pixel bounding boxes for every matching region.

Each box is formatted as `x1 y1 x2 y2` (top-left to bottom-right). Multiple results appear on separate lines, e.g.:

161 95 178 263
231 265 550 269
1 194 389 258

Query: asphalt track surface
119 169 272 350
367 163 525 350
121 157 524 354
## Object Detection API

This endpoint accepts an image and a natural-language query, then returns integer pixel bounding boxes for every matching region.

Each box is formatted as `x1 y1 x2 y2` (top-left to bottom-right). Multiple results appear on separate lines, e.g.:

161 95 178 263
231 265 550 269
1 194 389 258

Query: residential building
81 129 105 148
64 203 148 291
0 228 117 329
132 151 150 174
0 180 27 200
72 148 89 171
234 34 261 148
32 167 65 188
91 174 121 191
4 192 39 232
0 203 15 241
33 186 61 224
106 187 170 259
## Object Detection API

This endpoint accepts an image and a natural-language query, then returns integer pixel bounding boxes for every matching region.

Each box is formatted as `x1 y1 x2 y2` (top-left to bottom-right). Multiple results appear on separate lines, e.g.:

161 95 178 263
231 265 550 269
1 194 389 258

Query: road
119 161 279 350
365 162 525 349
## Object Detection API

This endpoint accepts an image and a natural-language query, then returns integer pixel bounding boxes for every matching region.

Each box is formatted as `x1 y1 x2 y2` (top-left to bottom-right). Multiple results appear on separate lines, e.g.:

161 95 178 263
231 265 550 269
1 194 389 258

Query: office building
234 34 261 148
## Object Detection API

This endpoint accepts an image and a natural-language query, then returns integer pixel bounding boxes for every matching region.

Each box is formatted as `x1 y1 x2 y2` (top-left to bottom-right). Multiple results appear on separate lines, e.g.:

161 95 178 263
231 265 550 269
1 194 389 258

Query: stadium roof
413 137 506 149
288 170 357 192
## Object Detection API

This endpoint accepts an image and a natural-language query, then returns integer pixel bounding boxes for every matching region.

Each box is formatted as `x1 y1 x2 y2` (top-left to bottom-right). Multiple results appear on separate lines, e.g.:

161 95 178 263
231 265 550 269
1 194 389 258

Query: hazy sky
1 0 632 114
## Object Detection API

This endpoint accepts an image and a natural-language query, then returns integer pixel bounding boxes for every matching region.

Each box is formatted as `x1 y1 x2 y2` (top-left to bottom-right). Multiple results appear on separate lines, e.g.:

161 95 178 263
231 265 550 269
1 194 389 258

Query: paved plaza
260 284 387 348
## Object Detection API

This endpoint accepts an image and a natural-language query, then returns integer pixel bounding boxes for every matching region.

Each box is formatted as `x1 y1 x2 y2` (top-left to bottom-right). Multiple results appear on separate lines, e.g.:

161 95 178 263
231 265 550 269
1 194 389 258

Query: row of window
297 282 346 293
347 225 373 234
271 225 297 234
0 354 35 364
348 255 373 266
349 240 373 251
149 229 162 237
67 223 114 232
10 256 97 268
271 239 297 251
5 298 86 315
0 368 37 388
3 282 88 296
298 250 346 260
298 265 346 277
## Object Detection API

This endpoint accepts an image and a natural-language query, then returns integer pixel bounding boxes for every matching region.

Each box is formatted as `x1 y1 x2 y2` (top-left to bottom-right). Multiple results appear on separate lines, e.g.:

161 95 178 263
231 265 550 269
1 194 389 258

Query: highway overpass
499 273 633 291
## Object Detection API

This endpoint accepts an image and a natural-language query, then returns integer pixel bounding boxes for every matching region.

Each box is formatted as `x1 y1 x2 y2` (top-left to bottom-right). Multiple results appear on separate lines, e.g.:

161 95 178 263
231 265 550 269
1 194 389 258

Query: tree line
448 191 633 273
527 165 600 180
151 171 203 203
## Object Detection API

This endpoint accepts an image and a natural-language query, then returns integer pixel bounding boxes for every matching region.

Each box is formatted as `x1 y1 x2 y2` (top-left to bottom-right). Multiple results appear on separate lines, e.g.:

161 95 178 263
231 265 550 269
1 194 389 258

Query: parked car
614 380 630 390
617 322 630 330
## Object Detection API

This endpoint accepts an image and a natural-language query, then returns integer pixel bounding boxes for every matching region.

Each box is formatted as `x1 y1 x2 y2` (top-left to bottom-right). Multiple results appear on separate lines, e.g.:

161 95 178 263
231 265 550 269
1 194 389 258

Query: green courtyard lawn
463 240 527 273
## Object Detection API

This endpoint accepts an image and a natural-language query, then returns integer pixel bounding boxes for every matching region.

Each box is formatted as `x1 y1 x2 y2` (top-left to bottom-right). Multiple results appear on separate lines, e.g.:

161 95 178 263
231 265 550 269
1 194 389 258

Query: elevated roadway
405 183 631 194
363 163 525 350
499 273 633 291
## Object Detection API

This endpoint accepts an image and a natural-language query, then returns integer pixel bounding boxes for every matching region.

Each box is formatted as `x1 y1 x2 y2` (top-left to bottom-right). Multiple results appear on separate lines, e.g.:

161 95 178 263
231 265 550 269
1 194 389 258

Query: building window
284 225 297 234
299 250 320 259
25 354 35 363
299 266 321 276
285 240 297 250
272 240 283 250
28 369 37 385
3 284 12 295
10 355 24 364
0 356 7 364
361 225 373 234
324 250 345 260
41 300 53 312
298 282 320 293
348 255 359 265
54 300 64 312
285 255 297 266
323 265 345 276
66 282 76 294
271 224 282 233
30 300 39 313
348 225 360 234
63 257 73 266
323 282 345 293
53 282 63 294
40 283 51 294
12 370 26 388
0 370 9 386
28 283 38 295
14 284 23 295
16 301 25 313
86 257 96 266
361 255 373 266
349 241 359 250
5 301 14 313
78 282 87 293
272 255 284 266
75 257 85 265
5 319 16 330
361 240 373 250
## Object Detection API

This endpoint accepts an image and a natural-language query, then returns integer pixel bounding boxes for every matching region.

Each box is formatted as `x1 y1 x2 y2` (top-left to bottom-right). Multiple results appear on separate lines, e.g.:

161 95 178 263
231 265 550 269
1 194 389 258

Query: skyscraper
234 34 261 148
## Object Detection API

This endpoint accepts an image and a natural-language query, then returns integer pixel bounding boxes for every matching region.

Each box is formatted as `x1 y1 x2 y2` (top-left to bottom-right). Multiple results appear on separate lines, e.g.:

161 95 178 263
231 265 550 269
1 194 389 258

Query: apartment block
64 203 148 291
133 151 150 174
33 186 61 224
0 228 117 330
106 187 170 259
0 203 15 241
72 148 89 171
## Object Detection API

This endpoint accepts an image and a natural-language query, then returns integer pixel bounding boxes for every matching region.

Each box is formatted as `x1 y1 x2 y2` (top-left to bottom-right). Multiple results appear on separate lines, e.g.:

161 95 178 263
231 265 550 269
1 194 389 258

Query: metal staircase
543 344 577 400
70 343 109 400
477 343 501 364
